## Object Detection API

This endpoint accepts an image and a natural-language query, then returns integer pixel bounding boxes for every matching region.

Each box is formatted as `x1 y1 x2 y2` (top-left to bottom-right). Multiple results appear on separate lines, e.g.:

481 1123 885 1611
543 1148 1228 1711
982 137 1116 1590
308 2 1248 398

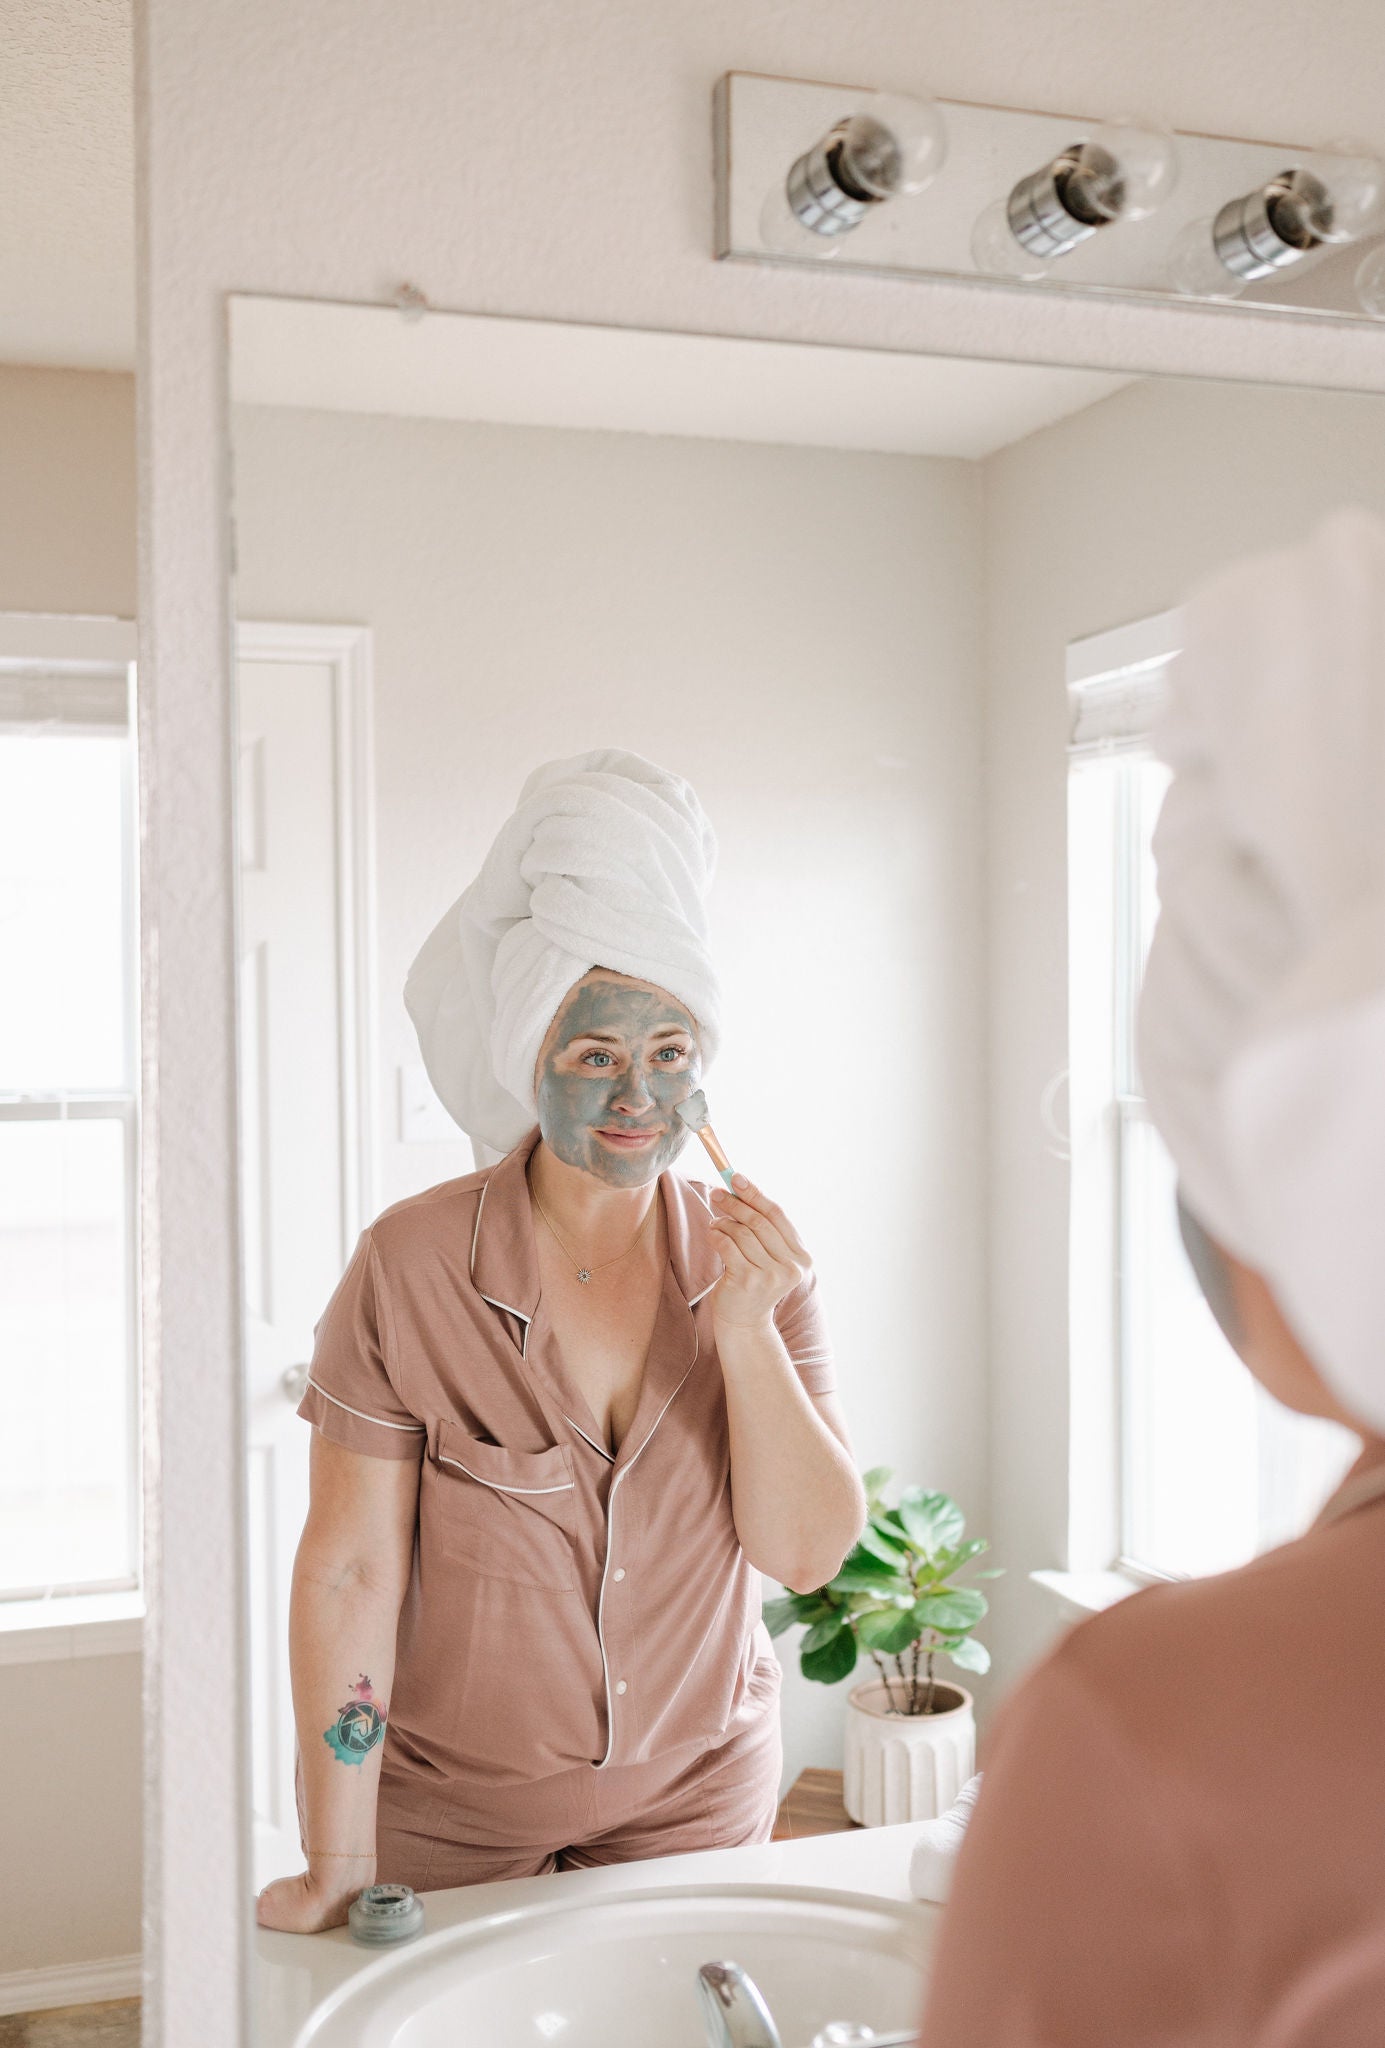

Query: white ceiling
230 297 1133 459
3 0 1133 457
0 0 136 370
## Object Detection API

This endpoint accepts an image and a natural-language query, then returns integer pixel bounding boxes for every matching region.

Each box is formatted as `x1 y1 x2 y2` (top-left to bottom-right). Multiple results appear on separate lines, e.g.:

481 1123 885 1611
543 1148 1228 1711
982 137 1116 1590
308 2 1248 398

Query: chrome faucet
695 1962 782 2048
695 1960 921 2048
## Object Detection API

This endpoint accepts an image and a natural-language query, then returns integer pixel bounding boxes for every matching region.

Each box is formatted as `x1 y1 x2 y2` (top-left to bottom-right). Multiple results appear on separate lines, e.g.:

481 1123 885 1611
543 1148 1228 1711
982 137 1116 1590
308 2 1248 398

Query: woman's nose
610 1066 654 1113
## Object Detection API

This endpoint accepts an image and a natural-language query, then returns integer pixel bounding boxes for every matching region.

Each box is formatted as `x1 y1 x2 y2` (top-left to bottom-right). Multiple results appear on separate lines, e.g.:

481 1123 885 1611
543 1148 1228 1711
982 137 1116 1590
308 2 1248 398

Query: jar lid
348 1883 425 1946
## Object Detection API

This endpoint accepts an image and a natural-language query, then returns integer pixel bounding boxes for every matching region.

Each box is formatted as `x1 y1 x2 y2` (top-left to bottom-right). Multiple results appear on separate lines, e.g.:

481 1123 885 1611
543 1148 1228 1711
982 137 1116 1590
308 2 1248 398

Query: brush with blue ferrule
675 1089 737 1189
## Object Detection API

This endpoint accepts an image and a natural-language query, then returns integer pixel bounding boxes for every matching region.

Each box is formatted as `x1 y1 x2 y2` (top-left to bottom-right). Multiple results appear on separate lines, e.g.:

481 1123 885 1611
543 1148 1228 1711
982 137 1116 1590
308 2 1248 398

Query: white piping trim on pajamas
438 1453 574 1496
471 1188 536 1350
593 1348 697 1770
565 1416 616 1464
304 1378 425 1432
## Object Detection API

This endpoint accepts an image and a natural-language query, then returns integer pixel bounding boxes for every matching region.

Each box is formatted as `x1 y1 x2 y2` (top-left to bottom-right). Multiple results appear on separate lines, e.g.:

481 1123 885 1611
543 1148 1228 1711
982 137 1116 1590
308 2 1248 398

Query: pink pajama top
297 1130 835 1793
919 1439 1385 2047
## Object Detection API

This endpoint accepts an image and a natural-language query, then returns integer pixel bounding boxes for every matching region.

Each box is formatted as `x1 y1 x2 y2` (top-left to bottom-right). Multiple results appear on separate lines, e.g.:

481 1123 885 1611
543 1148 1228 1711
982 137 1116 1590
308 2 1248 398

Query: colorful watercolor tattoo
322 1674 387 1767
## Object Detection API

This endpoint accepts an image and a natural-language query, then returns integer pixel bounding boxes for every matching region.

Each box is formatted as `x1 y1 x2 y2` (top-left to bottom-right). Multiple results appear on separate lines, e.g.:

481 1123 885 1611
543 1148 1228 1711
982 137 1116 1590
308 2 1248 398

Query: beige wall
0 363 141 1978
231 402 989 1786
983 375 1385 1696
0 366 136 616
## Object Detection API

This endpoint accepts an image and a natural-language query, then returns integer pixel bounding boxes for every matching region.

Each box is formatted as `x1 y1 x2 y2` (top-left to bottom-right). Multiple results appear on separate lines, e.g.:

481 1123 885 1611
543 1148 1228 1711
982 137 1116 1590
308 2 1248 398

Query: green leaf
799 1613 848 1656
829 1558 913 1597
761 1595 802 1638
855 1521 910 1568
943 1634 991 1674
801 1626 860 1685
913 1588 988 1632
861 1465 893 1503
933 1538 989 1574
897 1489 965 1553
856 1606 924 1654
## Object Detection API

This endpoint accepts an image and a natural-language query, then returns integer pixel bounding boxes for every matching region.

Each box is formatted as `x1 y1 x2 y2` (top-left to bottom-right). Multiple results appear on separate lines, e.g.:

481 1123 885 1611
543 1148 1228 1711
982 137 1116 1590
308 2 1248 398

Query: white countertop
256 1822 940 2047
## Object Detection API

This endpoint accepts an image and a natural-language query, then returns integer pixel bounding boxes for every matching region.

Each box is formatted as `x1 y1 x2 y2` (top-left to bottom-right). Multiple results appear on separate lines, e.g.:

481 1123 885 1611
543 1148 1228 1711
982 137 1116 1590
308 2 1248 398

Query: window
1067 617 1354 1585
0 643 141 1604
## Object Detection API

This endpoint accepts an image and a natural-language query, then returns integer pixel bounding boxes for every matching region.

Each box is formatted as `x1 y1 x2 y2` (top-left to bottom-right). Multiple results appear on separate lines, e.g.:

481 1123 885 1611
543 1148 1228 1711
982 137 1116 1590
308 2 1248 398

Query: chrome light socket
1212 168 1333 280
1008 145 1125 260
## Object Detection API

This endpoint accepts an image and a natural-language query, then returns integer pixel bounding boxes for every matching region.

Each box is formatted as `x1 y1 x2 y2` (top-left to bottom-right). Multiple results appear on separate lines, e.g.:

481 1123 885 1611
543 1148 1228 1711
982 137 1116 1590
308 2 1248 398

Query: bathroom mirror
227 298 1378 1977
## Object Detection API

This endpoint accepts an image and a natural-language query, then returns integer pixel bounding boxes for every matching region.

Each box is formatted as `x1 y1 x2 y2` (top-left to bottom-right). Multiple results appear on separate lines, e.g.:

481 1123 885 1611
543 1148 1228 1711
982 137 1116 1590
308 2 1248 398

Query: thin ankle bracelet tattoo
323 1674 387 1767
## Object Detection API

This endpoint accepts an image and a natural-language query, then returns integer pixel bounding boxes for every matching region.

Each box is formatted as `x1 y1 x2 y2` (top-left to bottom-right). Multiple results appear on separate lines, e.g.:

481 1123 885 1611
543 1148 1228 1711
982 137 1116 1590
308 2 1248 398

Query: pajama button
613 1568 626 1581
616 1679 628 1695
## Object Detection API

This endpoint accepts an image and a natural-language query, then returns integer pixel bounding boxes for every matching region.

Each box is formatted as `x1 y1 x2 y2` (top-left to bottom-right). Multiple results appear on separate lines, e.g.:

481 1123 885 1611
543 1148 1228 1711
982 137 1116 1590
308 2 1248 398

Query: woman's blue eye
583 1051 615 1067
655 1046 687 1062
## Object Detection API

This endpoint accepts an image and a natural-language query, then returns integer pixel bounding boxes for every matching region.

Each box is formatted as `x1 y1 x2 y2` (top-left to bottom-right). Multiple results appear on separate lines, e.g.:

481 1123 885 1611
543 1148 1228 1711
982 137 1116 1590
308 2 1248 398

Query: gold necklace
528 1180 657 1285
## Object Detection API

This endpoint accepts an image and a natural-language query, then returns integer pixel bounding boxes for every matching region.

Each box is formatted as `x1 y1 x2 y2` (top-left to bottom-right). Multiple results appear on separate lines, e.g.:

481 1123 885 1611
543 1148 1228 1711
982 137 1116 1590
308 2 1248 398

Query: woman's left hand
708 1178 811 1331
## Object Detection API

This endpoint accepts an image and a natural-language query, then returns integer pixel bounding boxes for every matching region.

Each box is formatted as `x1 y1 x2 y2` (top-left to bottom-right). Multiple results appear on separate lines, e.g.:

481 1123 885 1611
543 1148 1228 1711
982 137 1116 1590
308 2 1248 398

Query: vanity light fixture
759 90 947 257
971 124 1180 282
1170 149 1385 300
1355 242 1385 319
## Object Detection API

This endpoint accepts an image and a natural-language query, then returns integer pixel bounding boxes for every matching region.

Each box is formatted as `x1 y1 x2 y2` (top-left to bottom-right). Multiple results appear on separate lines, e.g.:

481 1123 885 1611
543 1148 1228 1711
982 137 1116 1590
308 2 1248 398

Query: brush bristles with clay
674 1089 736 1190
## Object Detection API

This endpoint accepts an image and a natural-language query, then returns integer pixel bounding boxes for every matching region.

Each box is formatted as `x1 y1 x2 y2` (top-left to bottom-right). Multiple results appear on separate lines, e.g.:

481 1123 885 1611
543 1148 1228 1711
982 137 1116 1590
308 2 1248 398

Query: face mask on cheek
534 984 702 1186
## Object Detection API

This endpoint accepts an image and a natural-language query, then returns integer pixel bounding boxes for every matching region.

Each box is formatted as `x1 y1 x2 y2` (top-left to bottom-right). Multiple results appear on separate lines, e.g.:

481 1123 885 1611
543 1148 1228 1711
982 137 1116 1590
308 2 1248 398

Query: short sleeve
917 1645 1213 2047
774 1266 836 1396
297 1232 426 1460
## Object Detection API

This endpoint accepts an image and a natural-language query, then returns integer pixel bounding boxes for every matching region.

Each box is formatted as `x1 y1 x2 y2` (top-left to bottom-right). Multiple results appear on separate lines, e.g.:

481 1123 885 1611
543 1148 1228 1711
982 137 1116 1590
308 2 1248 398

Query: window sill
1029 1567 1147 1618
0 1590 144 1665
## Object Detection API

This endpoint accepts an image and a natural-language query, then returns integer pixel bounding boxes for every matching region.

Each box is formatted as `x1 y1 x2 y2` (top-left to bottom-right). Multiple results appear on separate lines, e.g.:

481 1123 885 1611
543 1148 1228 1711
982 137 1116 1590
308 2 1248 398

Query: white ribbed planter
842 1680 975 1827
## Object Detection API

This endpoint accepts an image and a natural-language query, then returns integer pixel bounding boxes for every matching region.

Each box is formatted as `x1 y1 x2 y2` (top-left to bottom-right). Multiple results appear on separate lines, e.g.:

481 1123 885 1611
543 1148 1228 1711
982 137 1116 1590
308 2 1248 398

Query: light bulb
970 198 1054 281
1168 215 1249 300
837 91 948 200
774 89 947 245
1355 242 1385 318
1073 122 1180 222
989 122 1179 268
1295 145 1385 243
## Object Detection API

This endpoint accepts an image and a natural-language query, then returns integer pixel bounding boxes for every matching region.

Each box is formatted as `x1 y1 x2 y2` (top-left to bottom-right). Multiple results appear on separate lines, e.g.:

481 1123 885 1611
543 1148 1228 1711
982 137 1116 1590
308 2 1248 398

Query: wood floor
0 2002 140 2047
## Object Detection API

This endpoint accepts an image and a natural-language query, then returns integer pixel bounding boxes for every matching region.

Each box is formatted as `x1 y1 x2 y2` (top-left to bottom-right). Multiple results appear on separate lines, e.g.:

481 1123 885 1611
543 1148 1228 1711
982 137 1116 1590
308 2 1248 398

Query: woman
257 750 864 1932
919 511 1385 2045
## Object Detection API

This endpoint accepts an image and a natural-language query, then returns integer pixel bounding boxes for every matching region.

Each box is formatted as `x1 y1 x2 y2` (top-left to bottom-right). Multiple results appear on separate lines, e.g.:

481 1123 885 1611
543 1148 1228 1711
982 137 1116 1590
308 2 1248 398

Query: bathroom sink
293 1884 930 2048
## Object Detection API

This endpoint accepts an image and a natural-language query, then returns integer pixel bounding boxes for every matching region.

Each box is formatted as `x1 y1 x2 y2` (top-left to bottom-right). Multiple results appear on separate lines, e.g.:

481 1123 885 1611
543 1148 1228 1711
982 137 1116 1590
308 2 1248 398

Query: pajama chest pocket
431 1420 578 1592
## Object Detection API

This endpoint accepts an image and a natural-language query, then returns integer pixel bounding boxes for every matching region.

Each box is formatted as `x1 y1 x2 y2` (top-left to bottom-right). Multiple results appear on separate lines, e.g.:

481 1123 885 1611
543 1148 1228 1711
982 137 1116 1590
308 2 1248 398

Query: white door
236 630 373 1890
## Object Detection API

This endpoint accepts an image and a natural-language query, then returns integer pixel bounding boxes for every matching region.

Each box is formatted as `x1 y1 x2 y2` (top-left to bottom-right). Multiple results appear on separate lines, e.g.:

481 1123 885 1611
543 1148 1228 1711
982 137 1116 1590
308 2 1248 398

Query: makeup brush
674 1089 737 1190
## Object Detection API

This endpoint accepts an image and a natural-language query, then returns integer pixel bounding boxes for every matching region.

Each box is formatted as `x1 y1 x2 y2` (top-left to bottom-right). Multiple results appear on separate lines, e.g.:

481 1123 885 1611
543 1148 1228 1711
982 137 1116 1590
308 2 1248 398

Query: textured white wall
137 4 1385 2040
0 364 142 1980
983 374 1385 1697
230 402 988 1791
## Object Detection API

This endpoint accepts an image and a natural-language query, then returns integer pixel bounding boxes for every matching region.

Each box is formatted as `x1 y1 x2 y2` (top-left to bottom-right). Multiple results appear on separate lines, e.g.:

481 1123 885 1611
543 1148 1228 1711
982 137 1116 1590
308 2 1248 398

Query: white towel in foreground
908 1774 984 1903
405 749 722 1155
1140 509 1385 1431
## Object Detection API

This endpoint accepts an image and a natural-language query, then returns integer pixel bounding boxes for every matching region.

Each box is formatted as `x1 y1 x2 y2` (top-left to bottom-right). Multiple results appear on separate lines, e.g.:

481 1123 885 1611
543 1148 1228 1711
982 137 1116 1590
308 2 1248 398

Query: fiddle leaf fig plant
763 1466 1001 1716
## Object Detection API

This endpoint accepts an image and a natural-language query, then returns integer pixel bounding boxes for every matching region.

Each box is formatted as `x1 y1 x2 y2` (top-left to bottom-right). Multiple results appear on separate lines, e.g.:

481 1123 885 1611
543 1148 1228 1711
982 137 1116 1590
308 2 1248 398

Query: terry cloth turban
404 749 722 1157
1139 508 1385 1432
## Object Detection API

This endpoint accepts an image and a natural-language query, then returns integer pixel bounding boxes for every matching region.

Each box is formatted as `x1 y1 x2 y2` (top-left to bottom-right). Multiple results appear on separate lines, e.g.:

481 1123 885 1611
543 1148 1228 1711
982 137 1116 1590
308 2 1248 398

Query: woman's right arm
256 1431 421 1933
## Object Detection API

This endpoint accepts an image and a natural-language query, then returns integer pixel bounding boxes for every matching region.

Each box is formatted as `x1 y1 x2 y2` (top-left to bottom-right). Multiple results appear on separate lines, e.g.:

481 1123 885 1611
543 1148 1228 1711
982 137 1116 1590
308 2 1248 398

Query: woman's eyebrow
565 1024 690 1047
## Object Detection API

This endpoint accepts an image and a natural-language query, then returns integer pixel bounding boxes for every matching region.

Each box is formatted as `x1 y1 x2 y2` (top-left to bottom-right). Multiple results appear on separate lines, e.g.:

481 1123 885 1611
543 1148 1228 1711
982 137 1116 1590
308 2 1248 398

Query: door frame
236 621 378 1243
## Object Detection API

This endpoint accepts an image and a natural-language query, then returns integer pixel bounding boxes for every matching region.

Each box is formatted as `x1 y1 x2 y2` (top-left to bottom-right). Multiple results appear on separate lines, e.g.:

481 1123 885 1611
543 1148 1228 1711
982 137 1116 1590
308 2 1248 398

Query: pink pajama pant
372 1700 782 1891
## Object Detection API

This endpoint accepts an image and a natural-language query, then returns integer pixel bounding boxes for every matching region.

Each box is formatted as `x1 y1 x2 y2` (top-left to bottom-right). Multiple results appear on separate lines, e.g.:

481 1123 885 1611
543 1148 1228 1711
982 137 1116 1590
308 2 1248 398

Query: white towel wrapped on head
405 749 722 1155
1139 508 1385 1431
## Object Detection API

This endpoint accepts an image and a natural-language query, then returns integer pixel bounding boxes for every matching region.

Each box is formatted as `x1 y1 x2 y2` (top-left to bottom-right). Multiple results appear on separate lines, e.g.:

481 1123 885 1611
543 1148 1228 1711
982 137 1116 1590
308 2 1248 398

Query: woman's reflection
256 749 863 1930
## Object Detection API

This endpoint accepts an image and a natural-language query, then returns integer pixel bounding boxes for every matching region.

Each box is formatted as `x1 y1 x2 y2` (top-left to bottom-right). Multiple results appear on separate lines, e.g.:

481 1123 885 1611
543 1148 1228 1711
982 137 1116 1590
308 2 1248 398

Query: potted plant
764 1466 1000 1826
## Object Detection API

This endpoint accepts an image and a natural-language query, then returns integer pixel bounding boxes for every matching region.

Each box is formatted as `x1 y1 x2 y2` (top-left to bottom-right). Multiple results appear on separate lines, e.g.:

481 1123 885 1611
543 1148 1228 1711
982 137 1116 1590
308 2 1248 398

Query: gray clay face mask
535 974 702 1187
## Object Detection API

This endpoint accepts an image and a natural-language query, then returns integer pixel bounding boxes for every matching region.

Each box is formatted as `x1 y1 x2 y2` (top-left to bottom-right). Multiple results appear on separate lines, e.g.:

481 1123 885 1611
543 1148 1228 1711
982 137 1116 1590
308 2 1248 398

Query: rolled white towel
908 1774 984 1903
404 749 722 1155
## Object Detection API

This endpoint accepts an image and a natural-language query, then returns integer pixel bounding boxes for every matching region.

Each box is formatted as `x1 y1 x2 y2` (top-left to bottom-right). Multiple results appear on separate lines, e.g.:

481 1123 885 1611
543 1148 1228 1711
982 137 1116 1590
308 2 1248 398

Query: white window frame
1032 610 1182 1618
0 615 144 1664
